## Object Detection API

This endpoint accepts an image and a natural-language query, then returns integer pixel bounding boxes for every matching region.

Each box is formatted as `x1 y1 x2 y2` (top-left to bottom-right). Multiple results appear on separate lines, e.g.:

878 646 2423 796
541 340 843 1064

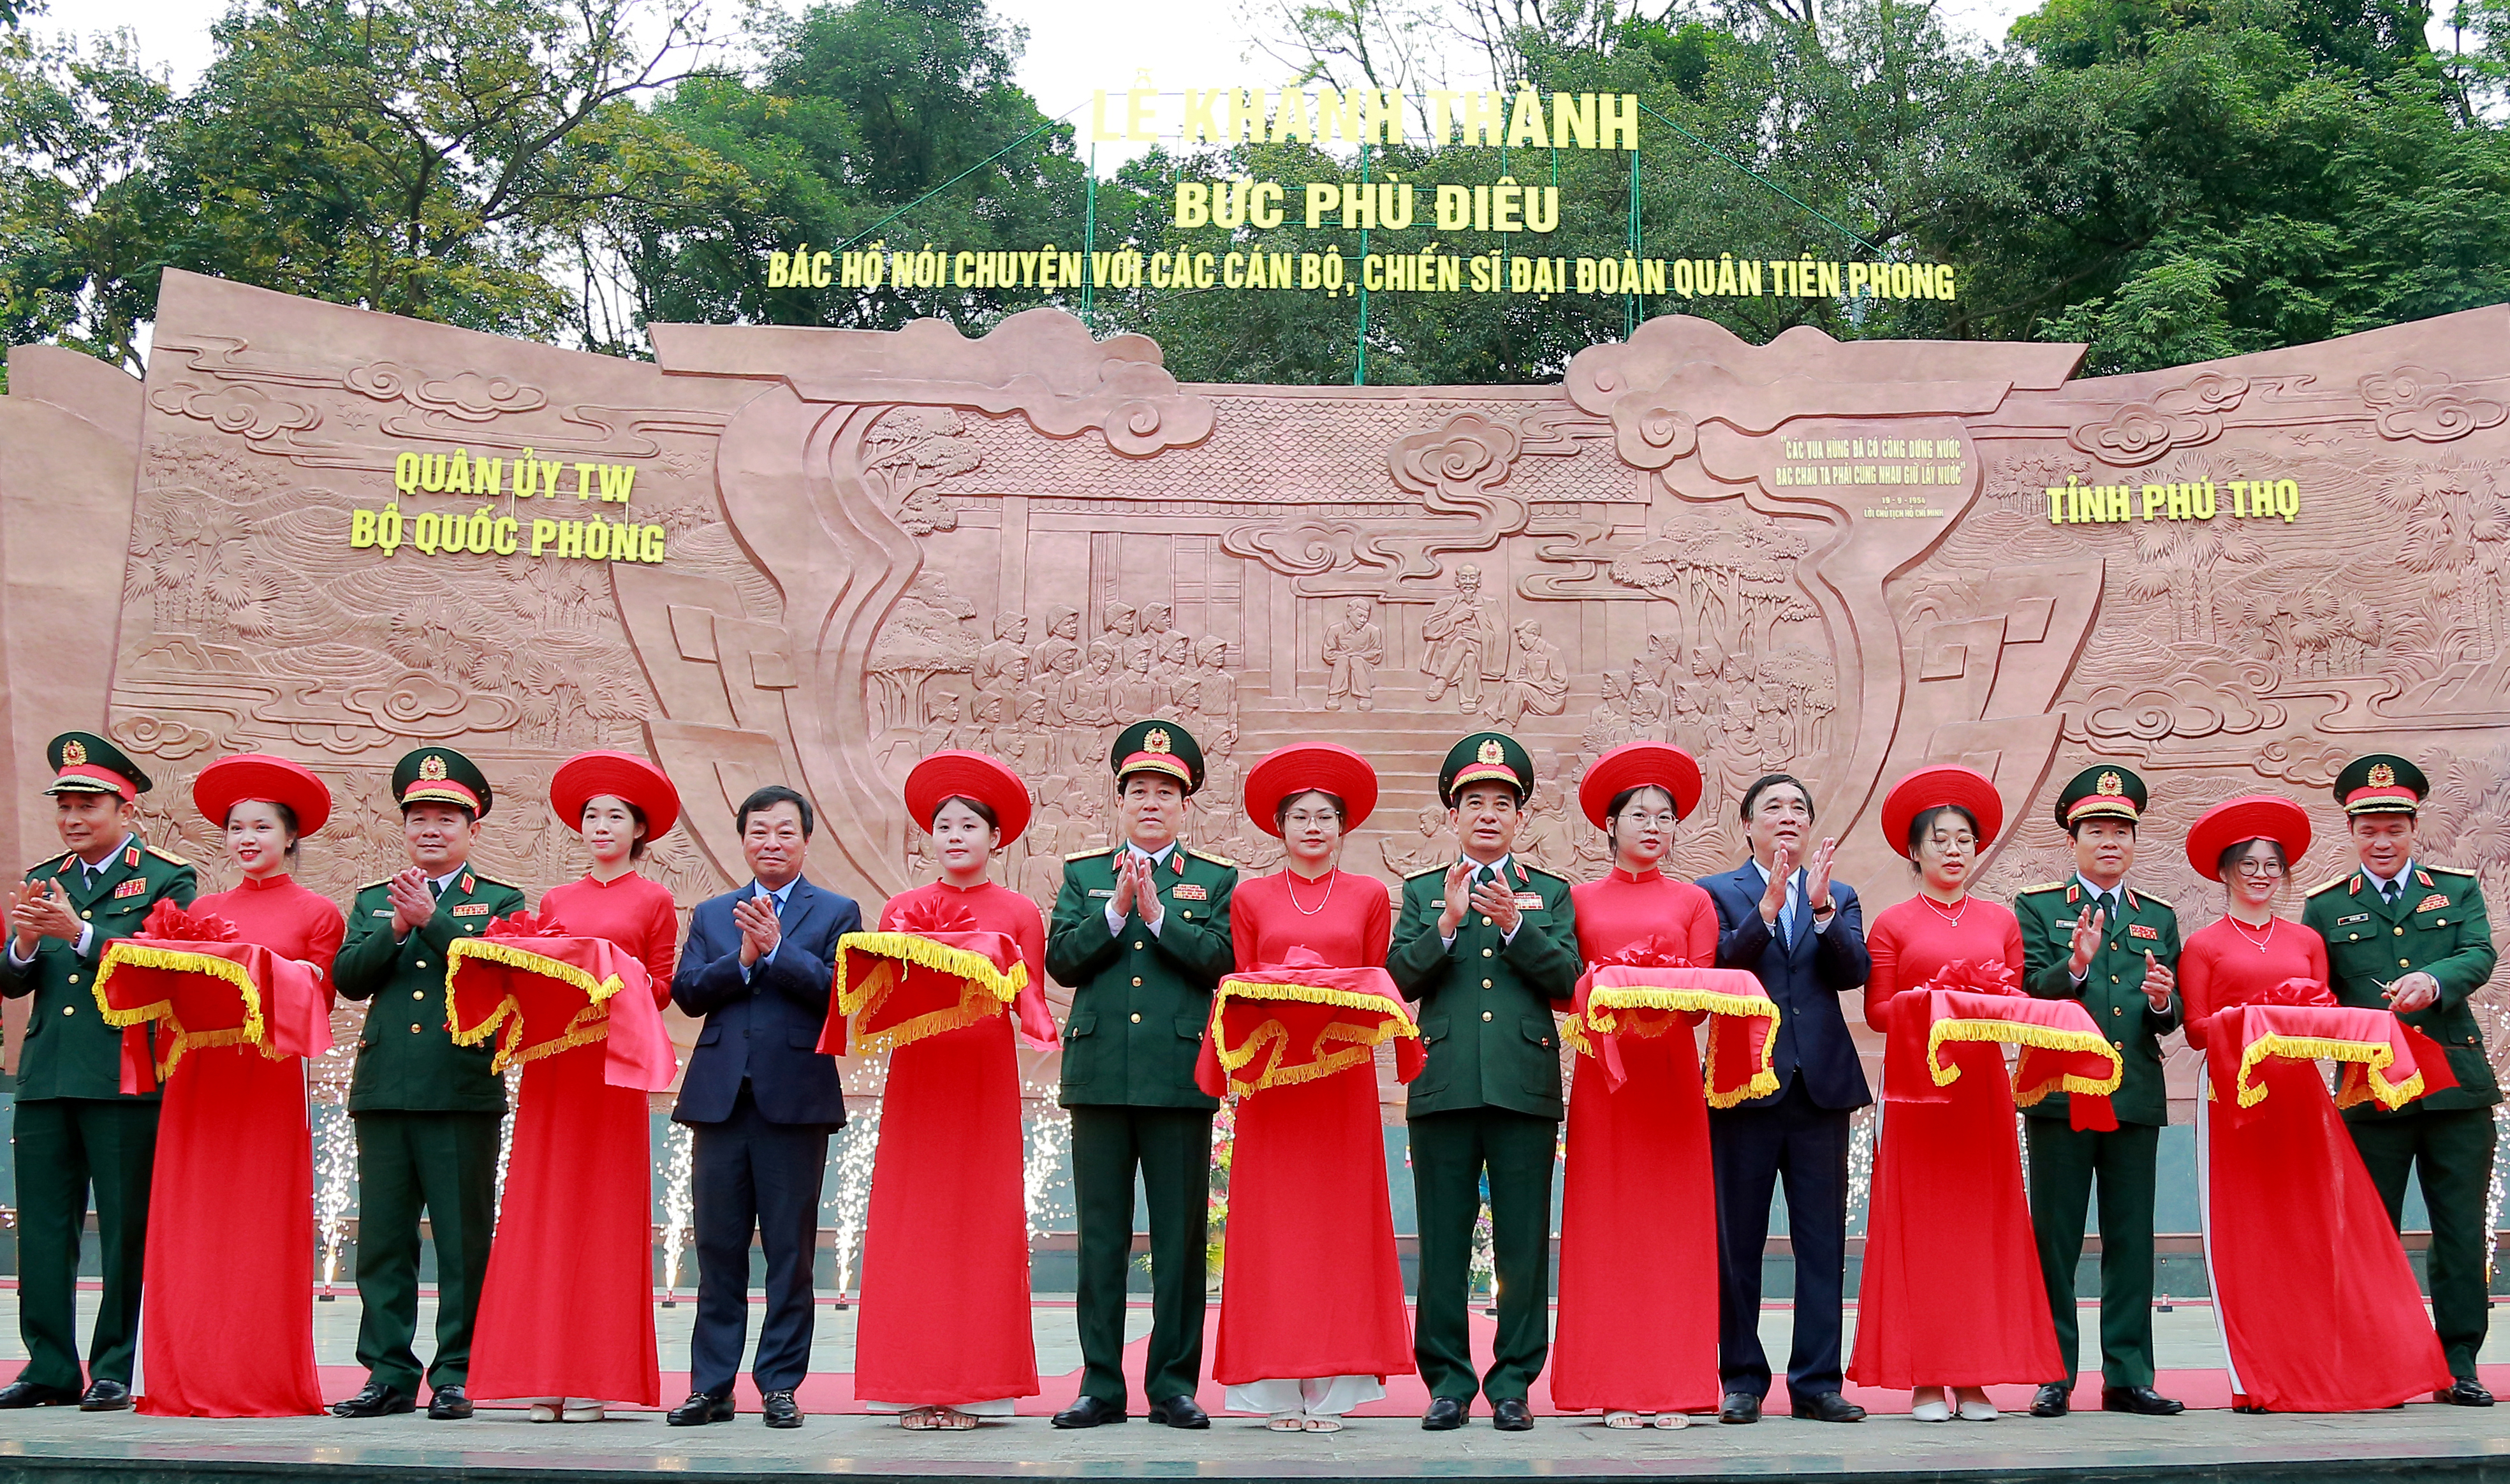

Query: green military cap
2333 753 2427 816
1109 719 1205 795
2054 763 2147 829
43 731 150 800
391 747 494 818
1438 731 1533 807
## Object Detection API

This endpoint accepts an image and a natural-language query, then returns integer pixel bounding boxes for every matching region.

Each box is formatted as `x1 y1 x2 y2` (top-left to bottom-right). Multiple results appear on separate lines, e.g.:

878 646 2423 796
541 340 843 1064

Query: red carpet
298 1307 2509 1417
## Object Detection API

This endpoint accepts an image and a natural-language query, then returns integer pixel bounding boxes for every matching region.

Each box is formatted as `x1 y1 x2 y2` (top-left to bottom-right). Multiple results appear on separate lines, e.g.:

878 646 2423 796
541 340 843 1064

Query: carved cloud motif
2066 372 2249 466
344 362 549 421
148 380 321 441
1389 411 1523 504
2360 364 2509 443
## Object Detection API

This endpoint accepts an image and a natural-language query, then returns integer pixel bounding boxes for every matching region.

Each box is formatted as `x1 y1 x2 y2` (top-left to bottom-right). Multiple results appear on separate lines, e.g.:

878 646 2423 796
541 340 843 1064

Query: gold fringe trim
445 938 626 1075
1211 980 1420 1095
1564 989 1783 1109
2236 1032 2425 1112
91 942 272 1077
1926 1017 2125 1105
835 932 1031 1056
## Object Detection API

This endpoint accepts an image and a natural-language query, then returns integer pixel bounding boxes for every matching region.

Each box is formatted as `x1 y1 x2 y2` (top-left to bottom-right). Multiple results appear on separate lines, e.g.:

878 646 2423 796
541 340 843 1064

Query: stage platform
4 1289 2509 1481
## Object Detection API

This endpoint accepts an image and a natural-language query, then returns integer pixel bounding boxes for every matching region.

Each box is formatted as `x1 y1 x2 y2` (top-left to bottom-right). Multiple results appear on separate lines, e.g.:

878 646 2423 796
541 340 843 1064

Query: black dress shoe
330 1380 416 1418
2437 1377 2496 1407
1421 1395 1467 1430
1791 1392 1866 1422
2100 1385 2183 1416
427 1385 473 1420
2030 1383 2071 1418
761 1389 803 1428
0 1379 80 1409
1491 1397 1534 1431
77 1379 131 1412
1718 1391 1761 1423
1147 1395 1210 1429
1052 1394 1127 1429
667 1391 734 1426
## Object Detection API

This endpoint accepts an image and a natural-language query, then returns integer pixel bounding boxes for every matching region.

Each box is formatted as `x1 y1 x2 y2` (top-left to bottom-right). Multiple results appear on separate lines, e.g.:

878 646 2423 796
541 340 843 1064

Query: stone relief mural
6 270 2509 1111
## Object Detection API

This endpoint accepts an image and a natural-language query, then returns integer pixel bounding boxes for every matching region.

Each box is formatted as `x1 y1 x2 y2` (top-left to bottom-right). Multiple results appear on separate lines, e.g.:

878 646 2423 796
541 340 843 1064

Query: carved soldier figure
1032 605 1082 681
1496 621 1571 727
1324 598 1383 711
978 612 1030 693
1194 638 1238 751
1112 645 1160 719
1421 566 1504 711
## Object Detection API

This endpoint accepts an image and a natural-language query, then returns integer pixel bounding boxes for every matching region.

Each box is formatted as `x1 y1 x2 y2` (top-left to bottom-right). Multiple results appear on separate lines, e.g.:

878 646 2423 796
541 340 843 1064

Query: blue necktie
1778 873 1797 949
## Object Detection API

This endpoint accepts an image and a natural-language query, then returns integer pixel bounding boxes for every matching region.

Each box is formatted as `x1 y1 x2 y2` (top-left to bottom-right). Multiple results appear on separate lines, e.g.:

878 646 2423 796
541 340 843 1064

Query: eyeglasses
1615 811 1678 828
2233 860 2286 878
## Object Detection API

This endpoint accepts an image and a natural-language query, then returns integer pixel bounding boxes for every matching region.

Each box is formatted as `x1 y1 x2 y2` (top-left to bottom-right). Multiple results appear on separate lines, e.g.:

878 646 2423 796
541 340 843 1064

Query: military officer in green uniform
328 749 526 1421
1390 733 1580 1432
0 733 194 1411
2303 753 2500 1406
1046 721 1237 1430
2013 765 2184 1419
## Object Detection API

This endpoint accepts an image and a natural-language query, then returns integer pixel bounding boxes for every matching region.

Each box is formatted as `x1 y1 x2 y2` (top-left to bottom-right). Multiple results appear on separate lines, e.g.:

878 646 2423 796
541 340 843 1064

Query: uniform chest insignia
2335 912 2370 926
459 873 475 894
1087 888 1115 898
124 845 140 869
2125 887 2142 911
1173 882 1207 900
373 909 396 916
2065 883 2080 904
2055 918 2077 930
2416 893 2451 913
1513 892 1545 911
52 854 75 877
2128 922 2159 940
114 879 147 899
2417 870 2434 887
450 902 494 916
1515 862 1528 884
1173 852 1185 876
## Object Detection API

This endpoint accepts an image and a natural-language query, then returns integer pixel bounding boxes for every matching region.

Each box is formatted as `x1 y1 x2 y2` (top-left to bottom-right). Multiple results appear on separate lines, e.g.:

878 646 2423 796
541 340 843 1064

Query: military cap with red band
2332 753 2427 816
43 731 150 802
1439 731 1533 806
1109 719 1205 795
391 746 494 818
2054 763 2147 829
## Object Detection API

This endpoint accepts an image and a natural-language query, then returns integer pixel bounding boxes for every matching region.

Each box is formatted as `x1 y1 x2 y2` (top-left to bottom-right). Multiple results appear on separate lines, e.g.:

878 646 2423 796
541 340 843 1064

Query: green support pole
1353 142 1370 387
1627 147 1641 339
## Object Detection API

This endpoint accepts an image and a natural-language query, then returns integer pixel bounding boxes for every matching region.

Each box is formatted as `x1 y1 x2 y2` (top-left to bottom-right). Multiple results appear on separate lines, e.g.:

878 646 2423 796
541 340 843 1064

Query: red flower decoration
1596 934 1694 970
2254 975 2338 1008
1922 957 2021 996
484 909 569 940
889 893 980 936
140 899 241 943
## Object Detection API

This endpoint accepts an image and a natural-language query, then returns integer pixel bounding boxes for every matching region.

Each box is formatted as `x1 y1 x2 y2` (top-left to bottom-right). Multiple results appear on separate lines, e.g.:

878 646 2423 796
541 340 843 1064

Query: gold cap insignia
420 754 448 781
1478 738 1506 764
61 739 86 766
1144 727 1171 755
2097 770 2122 796
2369 763 2396 788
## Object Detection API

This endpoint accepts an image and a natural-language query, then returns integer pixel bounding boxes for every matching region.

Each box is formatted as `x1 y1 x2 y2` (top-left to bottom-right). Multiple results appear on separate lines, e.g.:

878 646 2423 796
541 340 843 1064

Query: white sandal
1301 1415 1344 1432
1266 1411 1305 1432
1603 1410 1644 1429
1652 1411 1689 1429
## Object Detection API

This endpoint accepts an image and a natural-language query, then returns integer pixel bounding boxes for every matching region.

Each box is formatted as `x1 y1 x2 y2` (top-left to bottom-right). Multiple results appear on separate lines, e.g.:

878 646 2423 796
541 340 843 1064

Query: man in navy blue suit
1697 773 1872 1426
664 785 860 1430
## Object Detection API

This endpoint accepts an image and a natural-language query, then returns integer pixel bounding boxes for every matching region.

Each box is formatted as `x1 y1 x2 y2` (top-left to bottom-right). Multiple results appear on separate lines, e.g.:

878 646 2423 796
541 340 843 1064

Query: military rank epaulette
143 844 189 867
2134 889 2174 911
2018 881 2070 895
1406 863 1452 880
358 878 397 894
2307 874 2354 897
2430 864 2477 878
1190 849 1233 867
1064 847 1112 862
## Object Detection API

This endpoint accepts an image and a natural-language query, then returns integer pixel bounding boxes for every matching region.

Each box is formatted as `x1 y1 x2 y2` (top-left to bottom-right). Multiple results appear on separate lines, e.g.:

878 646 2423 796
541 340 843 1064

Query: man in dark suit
1698 772 1870 1426
665 784 859 1431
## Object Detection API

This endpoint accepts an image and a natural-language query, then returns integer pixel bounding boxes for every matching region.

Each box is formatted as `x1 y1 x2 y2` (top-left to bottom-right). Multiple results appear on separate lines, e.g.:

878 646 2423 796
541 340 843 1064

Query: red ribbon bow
484 908 569 940
1920 957 2020 997
139 899 240 943
890 894 981 936
2254 975 2337 1008
1596 934 1694 971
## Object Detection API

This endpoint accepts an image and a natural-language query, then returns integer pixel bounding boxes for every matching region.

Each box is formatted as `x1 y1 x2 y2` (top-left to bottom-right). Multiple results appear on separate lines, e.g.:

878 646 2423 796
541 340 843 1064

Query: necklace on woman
1287 869 1336 916
1918 892 1968 927
2226 914 2277 953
